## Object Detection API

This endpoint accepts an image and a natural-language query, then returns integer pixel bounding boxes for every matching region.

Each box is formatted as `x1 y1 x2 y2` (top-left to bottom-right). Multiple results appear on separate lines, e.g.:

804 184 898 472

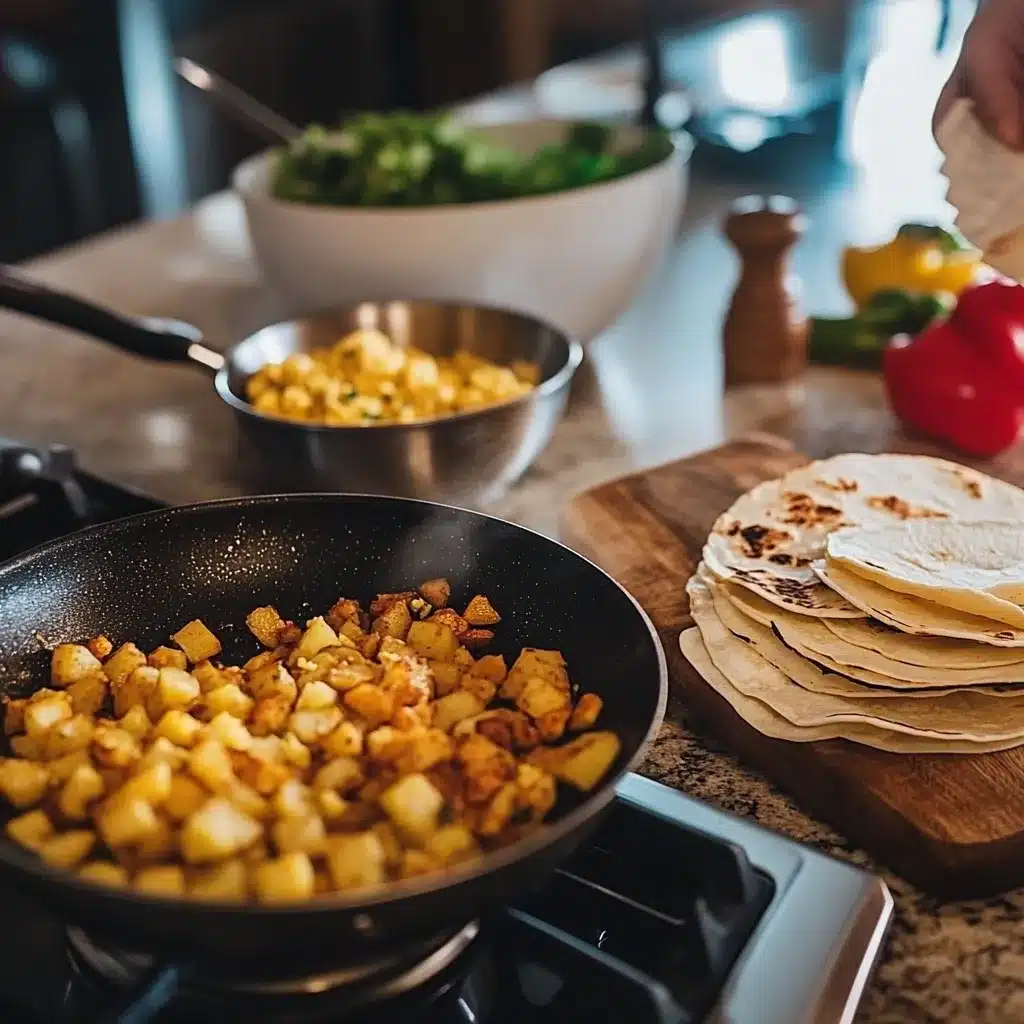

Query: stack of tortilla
680 453 1024 753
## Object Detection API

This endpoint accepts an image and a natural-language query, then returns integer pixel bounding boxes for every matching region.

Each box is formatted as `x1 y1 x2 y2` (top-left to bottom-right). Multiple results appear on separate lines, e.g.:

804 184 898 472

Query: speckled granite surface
641 694 1024 1024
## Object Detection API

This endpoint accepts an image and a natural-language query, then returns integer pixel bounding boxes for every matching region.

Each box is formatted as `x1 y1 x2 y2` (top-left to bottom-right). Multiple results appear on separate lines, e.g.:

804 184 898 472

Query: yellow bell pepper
841 224 981 309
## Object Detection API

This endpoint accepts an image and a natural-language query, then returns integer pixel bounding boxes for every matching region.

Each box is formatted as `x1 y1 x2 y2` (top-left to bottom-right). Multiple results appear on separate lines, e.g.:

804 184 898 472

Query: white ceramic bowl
232 121 691 341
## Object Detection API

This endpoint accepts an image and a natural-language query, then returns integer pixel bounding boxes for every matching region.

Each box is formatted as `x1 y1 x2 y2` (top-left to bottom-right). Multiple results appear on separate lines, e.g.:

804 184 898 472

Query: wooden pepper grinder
722 195 809 386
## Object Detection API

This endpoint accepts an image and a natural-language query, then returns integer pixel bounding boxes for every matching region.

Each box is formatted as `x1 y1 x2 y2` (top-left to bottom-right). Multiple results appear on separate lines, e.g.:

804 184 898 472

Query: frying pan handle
0 266 225 374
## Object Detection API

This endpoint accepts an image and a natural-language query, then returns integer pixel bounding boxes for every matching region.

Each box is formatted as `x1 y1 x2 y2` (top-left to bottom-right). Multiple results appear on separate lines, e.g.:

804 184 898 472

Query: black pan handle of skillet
0 265 224 373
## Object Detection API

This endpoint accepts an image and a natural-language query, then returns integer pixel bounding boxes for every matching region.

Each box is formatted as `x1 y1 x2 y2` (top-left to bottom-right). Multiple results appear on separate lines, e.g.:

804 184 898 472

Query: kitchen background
2 0 959 262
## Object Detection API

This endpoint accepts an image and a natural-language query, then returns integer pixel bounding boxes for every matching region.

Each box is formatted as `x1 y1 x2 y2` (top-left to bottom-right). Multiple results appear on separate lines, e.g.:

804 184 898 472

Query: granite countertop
4 43 1024 1024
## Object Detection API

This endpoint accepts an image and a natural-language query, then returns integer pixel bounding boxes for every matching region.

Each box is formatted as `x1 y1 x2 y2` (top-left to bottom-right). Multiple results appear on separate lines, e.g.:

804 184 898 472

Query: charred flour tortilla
719 572 1024 685
815 560 1024 646
686 574 1024 740
679 628 1024 754
703 454 1024 617
828 520 1024 628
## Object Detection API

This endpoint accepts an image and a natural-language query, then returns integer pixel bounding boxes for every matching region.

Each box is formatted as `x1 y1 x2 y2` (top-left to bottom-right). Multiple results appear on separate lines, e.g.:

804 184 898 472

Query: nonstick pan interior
0 495 666 968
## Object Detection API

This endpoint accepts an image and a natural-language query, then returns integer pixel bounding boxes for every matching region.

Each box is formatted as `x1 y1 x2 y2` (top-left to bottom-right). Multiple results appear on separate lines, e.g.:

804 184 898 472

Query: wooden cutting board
563 434 1024 898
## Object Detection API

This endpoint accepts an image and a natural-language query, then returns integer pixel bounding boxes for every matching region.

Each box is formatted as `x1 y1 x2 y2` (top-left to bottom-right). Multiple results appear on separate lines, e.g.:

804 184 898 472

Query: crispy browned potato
0 580 620 904
417 579 451 608
463 595 501 627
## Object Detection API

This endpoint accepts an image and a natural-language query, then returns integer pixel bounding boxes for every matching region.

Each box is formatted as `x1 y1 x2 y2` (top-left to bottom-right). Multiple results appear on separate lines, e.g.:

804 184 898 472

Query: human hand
934 0 1024 149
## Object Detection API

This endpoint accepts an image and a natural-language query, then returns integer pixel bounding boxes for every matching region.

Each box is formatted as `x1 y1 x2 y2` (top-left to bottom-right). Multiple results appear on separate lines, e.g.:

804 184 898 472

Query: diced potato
103 643 148 686
250 695 293 737
58 763 105 820
181 797 262 863
225 779 269 820
66 674 108 717
9 734 44 760
462 629 494 650
47 749 90 784
272 812 326 855
24 694 72 738
204 683 255 721
457 733 517 805
323 658 378 693
288 708 342 745
172 620 222 664
463 595 501 626
428 608 469 640
370 821 404 868
514 763 556 821
313 756 364 793
120 761 173 806
394 729 454 775
468 655 506 685
372 600 412 640
86 635 114 660
51 644 104 687
459 674 497 704
148 646 188 671
365 725 409 761
153 709 202 747
569 693 603 732
359 633 382 660
417 578 451 608
316 789 348 822
425 824 477 864
207 712 253 751
406 621 459 662
230 750 291 796
248 662 296 702
501 649 568 701
189 859 248 901
321 720 364 759
273 779 314 818
428 660 462 698
6 808 54 850
431 691 485 734
136 817 176 861
164 774 208 822
294 617 341 662
246 606 286 648
118 705 152 741
114 665 159 718
517 677 570 720
370 592 415 617
134 865 185 897
254 851 315 903
187 739 235 792
399 848 439 878
192 660 228 694
281 732 313 769
3 697 26 735
478 782 518 838
39 830 96 869
44 713 94 759
78 861 129 887
96 795 161 847
535 708 571 742
342 684 395 728
0 759 50 807
137 736 187 772
535 731 621 792
295 680 337 711
326 832 385 891
156 668 201 713
91 727 141 769
379 773 444 842
338 618 365 642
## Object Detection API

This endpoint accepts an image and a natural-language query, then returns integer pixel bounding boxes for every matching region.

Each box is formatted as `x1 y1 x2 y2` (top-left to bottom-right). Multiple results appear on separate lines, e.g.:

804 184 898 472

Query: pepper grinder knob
722 196 809 386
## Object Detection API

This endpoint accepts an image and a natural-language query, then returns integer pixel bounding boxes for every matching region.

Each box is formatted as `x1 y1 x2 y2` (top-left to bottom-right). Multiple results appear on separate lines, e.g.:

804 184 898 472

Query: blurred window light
717 16 792 112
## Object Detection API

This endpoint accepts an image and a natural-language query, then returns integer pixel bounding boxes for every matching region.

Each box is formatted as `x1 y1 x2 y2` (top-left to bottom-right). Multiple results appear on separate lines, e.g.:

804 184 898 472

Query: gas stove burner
68 920 480 995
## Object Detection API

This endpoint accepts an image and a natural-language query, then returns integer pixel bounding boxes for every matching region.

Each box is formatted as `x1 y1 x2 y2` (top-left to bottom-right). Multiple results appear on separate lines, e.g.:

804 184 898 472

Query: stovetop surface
0 440 892 1023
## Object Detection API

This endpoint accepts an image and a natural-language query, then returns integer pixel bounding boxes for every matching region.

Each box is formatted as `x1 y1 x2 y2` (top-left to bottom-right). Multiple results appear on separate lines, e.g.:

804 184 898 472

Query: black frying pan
0 494 666 1012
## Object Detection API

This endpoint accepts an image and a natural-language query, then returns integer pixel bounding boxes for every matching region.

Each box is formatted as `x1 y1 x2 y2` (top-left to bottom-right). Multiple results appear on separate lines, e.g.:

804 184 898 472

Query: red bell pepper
948 278 1024 398
883 291 1024 457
